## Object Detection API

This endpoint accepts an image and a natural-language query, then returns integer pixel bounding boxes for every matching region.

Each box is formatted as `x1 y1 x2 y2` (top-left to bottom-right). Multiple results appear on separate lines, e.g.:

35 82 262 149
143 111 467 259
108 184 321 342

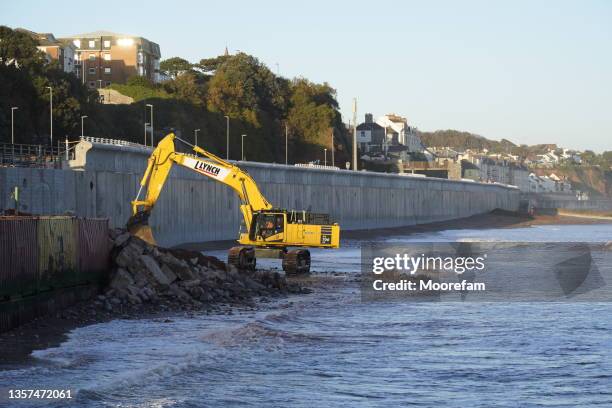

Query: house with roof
16 28 76 73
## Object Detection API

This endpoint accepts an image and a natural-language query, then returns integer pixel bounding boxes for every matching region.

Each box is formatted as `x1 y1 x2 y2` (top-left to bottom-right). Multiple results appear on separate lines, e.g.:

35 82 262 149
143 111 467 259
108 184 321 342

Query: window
89 68 95 74
105 81 111 86
73 39 81 48
252 213 284 240
103 53 111 61
104 67 111 74
103 40 111 48
89 81 95 88
89 53 96 61
88 40 95 48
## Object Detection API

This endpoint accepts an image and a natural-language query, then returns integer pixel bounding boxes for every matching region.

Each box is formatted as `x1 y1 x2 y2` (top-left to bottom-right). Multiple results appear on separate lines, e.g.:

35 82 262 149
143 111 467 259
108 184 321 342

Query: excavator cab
250 212 286 243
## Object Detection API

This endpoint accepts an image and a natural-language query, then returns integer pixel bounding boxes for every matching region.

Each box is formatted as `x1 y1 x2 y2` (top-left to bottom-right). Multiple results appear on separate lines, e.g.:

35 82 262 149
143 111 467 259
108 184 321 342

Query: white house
537 151 560 166
375 114 426 154
528 173 572 193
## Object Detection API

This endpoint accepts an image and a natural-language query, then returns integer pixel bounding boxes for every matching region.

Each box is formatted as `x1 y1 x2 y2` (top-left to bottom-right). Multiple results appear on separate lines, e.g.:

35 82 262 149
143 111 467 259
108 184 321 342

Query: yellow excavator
127 132 340 275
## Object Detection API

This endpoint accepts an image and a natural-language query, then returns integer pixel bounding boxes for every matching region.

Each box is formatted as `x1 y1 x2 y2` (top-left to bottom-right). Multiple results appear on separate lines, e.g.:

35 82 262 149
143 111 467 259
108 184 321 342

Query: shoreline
181 210 612 253
1 211 610 368
343 210 612 240
556 209 612 221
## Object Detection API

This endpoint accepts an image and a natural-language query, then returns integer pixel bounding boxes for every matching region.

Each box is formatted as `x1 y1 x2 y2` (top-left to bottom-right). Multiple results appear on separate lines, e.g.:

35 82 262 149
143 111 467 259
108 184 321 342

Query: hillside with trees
419 129 611 165
418 129 574 159
0 26 350 164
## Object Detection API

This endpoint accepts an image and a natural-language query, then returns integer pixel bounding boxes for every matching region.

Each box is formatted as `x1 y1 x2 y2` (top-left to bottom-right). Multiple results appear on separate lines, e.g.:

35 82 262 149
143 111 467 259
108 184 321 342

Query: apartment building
59 31 161 88
508 163 530 191
16 28 76 73
471 157 530 190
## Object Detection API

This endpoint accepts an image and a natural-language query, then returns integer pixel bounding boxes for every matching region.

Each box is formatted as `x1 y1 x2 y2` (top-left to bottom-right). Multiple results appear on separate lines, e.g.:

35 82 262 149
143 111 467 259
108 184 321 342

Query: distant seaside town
353 112 587 198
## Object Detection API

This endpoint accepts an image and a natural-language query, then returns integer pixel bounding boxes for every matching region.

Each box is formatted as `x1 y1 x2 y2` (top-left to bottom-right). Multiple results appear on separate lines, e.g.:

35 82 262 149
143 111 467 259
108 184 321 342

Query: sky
2 0 610 152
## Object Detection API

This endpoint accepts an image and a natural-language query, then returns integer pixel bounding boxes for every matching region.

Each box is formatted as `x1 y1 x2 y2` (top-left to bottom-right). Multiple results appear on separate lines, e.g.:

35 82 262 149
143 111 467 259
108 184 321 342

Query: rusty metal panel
0 217 38 299
77 218 110 284
37 216 78 291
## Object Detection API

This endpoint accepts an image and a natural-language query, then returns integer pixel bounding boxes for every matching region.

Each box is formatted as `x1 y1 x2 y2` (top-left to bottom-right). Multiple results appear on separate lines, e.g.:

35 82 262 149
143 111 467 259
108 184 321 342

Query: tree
206 53 287 126
160 57 192 79
287 79 339 145
163 71 207 106
581 150 597 165
0 26 46 72
196 55 231 74
602 151 612 168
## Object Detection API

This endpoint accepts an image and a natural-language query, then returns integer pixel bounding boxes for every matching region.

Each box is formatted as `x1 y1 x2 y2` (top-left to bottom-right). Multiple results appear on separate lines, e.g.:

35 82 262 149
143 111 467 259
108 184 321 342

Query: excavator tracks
282 249 311 276
228 246 256 271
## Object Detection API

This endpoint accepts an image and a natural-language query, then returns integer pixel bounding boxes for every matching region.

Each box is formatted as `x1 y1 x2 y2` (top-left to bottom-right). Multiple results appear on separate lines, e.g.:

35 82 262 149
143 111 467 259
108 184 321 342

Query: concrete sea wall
524 192 612 212
0 142 520 247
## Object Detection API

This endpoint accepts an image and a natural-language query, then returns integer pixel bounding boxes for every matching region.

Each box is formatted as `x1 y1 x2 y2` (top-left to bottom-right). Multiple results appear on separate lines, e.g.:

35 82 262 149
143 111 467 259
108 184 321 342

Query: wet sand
557 209 612 220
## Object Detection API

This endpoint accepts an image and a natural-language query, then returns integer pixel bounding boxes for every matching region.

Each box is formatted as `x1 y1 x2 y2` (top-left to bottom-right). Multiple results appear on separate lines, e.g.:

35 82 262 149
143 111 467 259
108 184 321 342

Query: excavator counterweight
128 132 340 275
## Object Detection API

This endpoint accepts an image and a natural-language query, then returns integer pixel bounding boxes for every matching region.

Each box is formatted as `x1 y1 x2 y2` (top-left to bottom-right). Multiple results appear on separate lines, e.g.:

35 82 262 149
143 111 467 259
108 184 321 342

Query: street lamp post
285 123 288 165
146 104 154 146
324 148 327 167
352 98 358 171
224 115 230 159
194 129 201 147
331 129 335 167
241 134 247 161
11 107 18 144
144 123 150 145
46 86 53 146
81 115 88 138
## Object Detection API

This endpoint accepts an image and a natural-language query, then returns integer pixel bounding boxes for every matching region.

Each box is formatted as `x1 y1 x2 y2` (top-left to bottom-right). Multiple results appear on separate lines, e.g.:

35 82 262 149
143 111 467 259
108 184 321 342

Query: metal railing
0 143 72 168
0 136 150 168
294 163 341 170
80 136 150 149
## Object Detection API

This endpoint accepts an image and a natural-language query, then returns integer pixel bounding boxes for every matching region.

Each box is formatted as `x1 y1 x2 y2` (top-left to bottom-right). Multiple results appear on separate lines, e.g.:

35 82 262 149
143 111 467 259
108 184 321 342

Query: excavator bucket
127 210 157 245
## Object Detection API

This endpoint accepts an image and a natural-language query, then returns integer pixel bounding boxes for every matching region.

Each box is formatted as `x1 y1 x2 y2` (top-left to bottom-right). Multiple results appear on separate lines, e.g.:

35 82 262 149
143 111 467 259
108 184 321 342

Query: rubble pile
93 228 308 315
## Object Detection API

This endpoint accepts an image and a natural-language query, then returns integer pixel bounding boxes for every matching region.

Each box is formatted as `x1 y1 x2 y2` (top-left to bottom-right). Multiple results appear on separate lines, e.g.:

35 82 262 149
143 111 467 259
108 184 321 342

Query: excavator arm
128 132 272 243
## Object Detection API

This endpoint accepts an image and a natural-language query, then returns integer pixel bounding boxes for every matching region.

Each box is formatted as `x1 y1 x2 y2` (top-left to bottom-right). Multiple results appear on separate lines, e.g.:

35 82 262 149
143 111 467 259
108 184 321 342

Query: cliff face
535 166 612 197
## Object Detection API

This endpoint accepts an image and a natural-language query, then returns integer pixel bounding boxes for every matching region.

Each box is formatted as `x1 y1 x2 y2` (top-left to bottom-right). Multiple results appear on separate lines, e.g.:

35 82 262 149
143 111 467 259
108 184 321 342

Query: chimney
365 113 373 123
